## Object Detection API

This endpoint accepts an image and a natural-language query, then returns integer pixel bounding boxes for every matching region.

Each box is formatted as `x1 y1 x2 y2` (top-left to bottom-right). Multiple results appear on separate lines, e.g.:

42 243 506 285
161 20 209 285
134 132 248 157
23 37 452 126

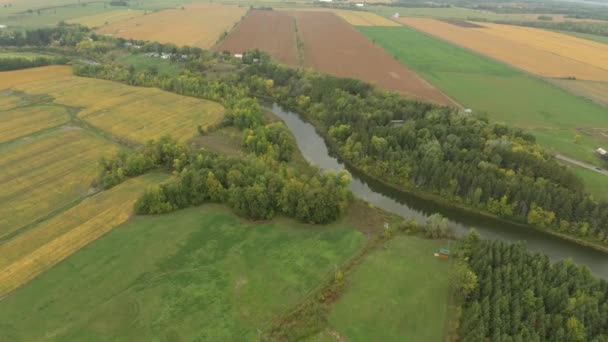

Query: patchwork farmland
215 10 299 66
0 173 167 297
292 11 456 105
0 128 116 239
551 80 608 107
359 26 608 165
96 3 247 48
66 9 145 28
7 67 225 143
398 18 608 81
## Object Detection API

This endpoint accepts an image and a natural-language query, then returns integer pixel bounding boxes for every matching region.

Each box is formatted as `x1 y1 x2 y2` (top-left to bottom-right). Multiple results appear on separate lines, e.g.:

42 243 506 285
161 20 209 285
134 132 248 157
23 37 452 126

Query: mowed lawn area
0 207 365 341
359 26 608 166
324 236 450 341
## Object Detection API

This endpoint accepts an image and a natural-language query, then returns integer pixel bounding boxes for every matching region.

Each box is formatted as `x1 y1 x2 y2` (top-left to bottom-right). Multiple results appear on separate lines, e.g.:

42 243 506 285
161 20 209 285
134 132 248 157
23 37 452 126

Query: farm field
553 30 608 45
326 237 450 341
290 11 456 105
0 206 365 341
0 65 72 88
551 79 608 107
66 9 145 28
96 3 247 49
0 128 116 240
0 51 55 59
0 173 167 297
7 67 225 143
0 2 114 29
288 8 399 26
398 18 608 81
215 10 298 66
369 5 604 22
0 104 71 143
358 26 608 166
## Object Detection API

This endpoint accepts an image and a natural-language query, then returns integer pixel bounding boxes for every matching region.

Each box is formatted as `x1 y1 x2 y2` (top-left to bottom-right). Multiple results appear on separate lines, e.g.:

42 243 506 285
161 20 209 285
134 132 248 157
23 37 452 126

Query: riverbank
344 159 608 255
267 104 608 277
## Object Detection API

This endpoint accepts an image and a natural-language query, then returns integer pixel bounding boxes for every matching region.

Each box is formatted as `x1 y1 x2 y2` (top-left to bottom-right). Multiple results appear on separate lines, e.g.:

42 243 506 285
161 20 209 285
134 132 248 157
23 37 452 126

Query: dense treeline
0 56 69 71
458 233 608 341
98 135 350 224
73 41 608 245
240 63 608 244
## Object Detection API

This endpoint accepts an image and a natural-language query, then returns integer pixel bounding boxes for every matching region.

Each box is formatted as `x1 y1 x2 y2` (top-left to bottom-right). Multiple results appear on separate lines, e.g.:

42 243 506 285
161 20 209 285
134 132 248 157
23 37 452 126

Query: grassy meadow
359 26 608 168
118 53 184 76
0 206 365 341
325 236 450 341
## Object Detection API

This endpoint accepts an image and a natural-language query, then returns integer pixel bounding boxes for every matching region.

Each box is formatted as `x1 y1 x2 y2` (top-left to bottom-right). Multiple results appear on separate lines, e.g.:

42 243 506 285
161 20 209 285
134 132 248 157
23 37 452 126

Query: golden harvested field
0 105 71 144
8 67 225 143
551 80 608 107
96 3 247 48
66 9 145 28
0 173 167 297
0 128 116 239
285 8 398 26
399 18 608 81
0 66 72 89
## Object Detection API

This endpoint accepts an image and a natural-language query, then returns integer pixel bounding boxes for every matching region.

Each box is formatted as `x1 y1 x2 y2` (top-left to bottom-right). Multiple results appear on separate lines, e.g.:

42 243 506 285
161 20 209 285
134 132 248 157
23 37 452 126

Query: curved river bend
269 104 608 278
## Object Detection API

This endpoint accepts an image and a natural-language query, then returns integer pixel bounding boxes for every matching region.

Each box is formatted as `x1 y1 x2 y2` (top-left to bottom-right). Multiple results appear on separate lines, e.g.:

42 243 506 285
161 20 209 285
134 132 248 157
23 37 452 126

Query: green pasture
0 206 365 341
118 53 183 76
359 26 608 168
571 167 608 201
327 236 450 341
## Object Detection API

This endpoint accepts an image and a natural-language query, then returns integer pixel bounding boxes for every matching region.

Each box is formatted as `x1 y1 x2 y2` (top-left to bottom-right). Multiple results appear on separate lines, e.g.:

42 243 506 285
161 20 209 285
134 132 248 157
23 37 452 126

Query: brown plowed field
214 10 298 66
399 17 608 81
96 3 247 48
291 11 457 106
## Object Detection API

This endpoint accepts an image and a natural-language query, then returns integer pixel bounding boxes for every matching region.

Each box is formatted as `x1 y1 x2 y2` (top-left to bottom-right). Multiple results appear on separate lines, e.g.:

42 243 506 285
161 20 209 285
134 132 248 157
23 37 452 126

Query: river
269 104 608 278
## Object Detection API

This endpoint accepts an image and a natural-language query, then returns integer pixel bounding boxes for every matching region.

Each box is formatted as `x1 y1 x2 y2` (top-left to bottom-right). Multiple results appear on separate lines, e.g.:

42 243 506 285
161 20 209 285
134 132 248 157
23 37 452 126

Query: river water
269 104 608 278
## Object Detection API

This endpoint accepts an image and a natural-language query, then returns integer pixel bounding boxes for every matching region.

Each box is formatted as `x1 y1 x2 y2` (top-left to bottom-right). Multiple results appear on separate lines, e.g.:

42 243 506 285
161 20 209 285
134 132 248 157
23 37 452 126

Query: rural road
556 154 608 176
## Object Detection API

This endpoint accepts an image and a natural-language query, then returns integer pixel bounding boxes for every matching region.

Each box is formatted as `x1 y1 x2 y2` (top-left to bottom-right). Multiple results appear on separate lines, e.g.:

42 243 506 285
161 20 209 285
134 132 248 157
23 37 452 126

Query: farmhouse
597 148 608 160
0 24 7 29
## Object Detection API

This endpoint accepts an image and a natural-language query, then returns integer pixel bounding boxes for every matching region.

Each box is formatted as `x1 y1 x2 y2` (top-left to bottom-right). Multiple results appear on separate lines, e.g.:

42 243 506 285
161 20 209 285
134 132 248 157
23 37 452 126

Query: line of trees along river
269 104 608 279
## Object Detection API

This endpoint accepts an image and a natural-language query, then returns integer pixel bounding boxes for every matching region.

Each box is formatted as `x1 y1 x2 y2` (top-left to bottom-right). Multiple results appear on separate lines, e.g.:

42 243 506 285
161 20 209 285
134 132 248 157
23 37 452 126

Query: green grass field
324 236 450 341
0 51 55 59
0 206 365 341
118 53 183 76
359 26 608 169
571 168 608 201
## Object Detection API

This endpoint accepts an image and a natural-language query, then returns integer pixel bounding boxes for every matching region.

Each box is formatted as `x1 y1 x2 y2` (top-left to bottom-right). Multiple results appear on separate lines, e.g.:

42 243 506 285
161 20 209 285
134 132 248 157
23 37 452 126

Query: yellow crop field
284 8 398 26
0 128 116 239
333 10 399 26
14 74 225 143
96 3 247 48
552 80 608 107
399 18 608 81
66 9 145 28
0 173 167 297
0 65 72 89
0 105 71 144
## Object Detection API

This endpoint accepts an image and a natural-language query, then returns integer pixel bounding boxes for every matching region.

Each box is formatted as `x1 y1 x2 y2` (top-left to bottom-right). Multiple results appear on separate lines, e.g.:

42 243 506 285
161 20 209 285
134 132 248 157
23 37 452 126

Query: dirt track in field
291 11 457 106
214 10 299 66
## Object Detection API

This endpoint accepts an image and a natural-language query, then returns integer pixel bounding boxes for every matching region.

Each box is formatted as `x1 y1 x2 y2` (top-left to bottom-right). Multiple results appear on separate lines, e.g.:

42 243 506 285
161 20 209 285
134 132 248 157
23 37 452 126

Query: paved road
556 154 608 176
